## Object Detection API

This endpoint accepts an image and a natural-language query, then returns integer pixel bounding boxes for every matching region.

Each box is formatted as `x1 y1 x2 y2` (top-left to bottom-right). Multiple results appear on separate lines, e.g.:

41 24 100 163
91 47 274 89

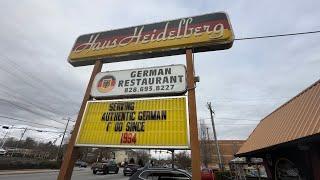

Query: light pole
1 125 13 148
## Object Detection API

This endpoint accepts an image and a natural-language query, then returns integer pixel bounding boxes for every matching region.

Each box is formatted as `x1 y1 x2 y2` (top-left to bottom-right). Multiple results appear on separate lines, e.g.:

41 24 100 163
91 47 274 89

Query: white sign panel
91 65 187 98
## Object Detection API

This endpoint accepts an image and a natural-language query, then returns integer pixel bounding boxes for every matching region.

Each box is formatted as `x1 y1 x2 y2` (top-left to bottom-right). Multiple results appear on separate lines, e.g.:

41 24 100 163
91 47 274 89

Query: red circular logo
97 75 116 93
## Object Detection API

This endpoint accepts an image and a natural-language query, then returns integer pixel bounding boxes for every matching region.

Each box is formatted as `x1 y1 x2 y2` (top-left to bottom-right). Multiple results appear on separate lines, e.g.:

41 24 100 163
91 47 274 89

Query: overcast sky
0 0 319 145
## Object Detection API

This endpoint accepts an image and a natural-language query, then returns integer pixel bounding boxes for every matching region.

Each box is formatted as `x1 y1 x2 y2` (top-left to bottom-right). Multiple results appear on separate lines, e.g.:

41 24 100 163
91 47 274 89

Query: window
145 171 191 180
108 161 116 166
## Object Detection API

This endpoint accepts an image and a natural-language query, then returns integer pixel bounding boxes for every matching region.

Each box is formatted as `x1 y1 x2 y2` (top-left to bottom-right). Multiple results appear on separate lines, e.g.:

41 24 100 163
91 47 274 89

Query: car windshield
108 161 115 165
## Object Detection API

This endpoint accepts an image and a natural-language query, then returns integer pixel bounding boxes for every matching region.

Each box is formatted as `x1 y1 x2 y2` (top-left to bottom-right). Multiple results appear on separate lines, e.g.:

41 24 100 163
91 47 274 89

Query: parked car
123 164 141 176
91 160 119 174
129 167 191 180
75 160 87 168
0 148 7 156
163 164 178 168
201 168 214 180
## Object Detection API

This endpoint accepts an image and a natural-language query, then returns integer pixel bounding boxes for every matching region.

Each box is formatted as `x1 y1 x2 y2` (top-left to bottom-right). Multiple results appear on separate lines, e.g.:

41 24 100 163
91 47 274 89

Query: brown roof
237 79 320 155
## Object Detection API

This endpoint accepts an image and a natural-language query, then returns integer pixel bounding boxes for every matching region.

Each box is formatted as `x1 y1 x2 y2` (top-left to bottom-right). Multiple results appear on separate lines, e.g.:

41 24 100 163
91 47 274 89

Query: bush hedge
0 158 60 170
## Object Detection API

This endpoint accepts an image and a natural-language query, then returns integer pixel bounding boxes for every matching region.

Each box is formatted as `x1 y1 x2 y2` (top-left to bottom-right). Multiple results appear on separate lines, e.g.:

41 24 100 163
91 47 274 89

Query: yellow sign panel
75 96 189 149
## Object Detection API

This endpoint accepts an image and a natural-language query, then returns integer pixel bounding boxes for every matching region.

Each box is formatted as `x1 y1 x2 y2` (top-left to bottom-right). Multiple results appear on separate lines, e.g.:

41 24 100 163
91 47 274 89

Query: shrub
0 158 60 170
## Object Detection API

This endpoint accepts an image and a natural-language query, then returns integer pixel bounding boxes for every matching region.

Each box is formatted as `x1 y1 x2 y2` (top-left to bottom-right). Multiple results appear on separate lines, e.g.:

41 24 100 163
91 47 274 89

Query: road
0 168 129 180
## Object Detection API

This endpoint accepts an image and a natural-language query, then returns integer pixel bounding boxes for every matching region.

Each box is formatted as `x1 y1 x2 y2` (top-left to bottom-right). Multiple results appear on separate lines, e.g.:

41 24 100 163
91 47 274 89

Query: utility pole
53 134 63 145
158 150 161 161
168 149 174 168
56 117 71 161
207 102 224 170
11 127 27 157
206 127 210 168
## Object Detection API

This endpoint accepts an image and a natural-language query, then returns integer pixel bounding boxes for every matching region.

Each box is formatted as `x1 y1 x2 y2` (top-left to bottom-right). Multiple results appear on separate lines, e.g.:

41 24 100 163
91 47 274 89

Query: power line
0 62 79 117
211 97 290 100
0 98 66 125
0 88 76 124
36 134 63 142
215 124 257 126
12 127 65 134
213 99 289 103
1 124 71 135
216 118 260 122
199 117 260 122
200 97 291 103
1 54 80 108
201 123 257 126
235 30 320 41
0 114 65 130
0 83 65 117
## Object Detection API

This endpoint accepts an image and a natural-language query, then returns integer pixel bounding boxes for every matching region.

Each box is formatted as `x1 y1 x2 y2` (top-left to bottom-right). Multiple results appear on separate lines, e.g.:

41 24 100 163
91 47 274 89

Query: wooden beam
186 49 201 180
57 60 103 180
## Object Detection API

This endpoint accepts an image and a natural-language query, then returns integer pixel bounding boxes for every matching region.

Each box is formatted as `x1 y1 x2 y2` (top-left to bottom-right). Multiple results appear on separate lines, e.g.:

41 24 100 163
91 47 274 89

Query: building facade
200 140 245 169
237 79 320 180
114 149 137 164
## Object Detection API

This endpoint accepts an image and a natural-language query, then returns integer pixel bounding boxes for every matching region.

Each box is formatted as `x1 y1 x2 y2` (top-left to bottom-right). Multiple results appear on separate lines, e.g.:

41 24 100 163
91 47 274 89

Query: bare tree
175 151 191 170
136 150 150 166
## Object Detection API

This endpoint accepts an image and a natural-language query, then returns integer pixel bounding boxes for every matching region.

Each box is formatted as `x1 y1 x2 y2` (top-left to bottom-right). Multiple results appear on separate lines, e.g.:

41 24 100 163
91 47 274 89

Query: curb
0 168 83 175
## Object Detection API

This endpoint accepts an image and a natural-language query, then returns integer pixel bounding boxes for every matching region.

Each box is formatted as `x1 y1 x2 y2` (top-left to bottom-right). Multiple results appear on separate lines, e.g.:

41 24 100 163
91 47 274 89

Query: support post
170 149 174 168
186 49 201 180
57 60 102 180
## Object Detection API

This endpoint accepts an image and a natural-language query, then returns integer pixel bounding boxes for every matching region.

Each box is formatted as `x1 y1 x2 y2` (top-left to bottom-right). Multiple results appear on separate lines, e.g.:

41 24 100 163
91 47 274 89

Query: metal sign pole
186 49 201 180
57 60 102 180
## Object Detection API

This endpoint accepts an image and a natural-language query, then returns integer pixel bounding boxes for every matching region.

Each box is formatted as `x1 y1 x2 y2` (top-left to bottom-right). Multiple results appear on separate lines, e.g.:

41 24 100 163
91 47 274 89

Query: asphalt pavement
0 167 129 180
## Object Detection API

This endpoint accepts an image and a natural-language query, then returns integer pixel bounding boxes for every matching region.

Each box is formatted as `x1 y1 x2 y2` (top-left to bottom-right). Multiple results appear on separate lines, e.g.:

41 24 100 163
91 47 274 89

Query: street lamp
1 125 14 148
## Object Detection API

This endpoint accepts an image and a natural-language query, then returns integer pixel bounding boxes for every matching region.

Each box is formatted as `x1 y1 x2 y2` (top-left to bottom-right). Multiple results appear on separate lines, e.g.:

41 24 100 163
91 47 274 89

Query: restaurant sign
75 96 189 149
68 12 234 66
91 65 186 98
